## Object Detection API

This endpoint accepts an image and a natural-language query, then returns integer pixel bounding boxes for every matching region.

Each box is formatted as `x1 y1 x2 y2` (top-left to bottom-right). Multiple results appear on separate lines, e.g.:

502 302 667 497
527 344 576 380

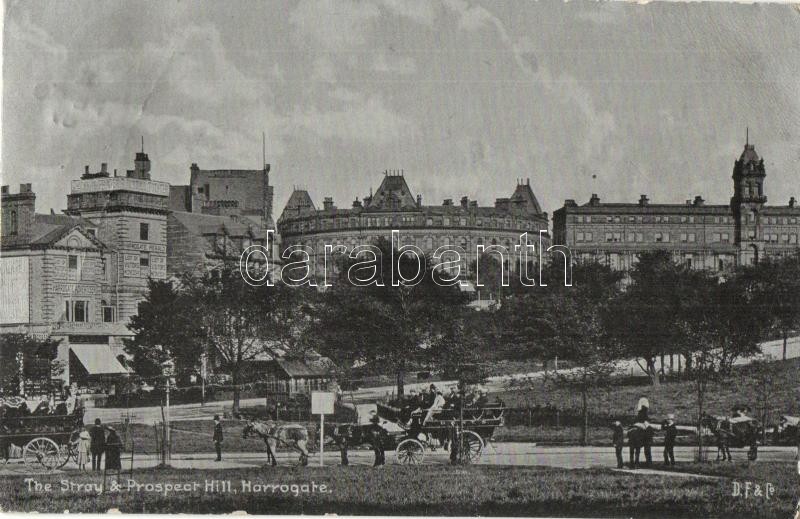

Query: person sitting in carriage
730 405 752 423
633 397 650 429
422 389 446 425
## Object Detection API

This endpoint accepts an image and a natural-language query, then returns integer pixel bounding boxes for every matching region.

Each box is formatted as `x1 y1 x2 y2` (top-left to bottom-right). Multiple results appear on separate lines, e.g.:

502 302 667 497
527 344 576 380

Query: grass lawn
498 357 800 425
1 464 796 517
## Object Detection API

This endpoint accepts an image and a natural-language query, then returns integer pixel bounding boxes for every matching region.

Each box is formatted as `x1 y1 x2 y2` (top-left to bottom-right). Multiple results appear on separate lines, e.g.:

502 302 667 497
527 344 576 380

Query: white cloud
287 95 418 144
289 0 381 49
372 53 417 74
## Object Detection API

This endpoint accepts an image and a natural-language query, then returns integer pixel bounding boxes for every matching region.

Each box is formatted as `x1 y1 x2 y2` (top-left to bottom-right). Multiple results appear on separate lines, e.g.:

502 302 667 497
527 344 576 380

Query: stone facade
169 163 274 229
278 172 550 278
167 211 274 277
1 183 131 387
553 142 800 270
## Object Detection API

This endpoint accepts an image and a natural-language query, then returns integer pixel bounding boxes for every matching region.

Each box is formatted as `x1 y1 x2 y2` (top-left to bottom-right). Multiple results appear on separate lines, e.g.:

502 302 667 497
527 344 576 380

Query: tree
671 269 764 460
745 358 780 443
0 334 62 396
529 261 623 445
748 253 800 360
310 237 470 397
608 251 691 385
186 265 297 413
125 278 202 385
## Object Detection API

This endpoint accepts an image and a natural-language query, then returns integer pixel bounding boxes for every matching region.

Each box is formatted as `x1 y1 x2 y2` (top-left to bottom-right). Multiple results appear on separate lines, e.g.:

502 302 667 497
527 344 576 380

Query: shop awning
70 344 129 375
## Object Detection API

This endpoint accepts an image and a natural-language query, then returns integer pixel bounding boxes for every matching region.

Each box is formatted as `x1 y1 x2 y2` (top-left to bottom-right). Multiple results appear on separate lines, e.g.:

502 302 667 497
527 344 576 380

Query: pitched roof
170 211 269 239
273 359 329 378
1 213 105 250
281 189 317 219
509 182 544 215
365 174 417 210
739 144 761 165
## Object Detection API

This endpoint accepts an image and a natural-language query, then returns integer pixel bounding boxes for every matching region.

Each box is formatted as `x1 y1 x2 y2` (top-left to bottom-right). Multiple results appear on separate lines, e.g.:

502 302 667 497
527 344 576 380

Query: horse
242 420 309 466
626 425 654 469
701 414 761 461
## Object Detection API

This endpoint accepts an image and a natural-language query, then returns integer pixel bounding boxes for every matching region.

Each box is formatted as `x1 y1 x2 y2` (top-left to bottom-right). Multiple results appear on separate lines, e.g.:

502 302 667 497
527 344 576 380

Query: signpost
311 392 335 467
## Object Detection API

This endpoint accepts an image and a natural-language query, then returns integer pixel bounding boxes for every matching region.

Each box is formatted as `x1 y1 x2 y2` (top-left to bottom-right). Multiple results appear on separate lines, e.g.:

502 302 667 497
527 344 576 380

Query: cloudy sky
3 0 799 218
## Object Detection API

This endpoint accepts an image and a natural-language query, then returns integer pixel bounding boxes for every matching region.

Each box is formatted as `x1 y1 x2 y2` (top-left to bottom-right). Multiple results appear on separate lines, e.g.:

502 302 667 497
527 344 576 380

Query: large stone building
167 162 276 277
169 163 274 229
278 172 550 279
553 141 800 270
0 151 171 390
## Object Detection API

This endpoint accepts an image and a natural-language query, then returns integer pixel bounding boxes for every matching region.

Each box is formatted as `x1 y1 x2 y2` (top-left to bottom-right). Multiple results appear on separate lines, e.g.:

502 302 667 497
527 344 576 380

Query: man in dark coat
662 414 678 467
104 427 122 471
369 414 385 466
611 420 625 469
90 418 106 471
213 415 223 461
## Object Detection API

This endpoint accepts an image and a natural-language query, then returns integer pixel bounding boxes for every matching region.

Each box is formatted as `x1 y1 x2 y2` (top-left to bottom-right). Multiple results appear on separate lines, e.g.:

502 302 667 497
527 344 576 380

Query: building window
585 232 592 242
718 259 724 271
713 233 721 243
140 222 149 241
606 216 612 223
68 255 79 274
65 300 89 322
722 233 729 242
627 233 635 242
140 253 150 267
680 233 687 242
790 234 797 244
102 305 116 323
655 232 663 242
605 232 613 242
10 210 18 235
688 233 696 242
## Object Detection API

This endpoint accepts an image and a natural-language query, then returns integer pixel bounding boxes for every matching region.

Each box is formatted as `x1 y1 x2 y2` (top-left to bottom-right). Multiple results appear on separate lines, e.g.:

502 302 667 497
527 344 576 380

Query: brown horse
242 420 309 466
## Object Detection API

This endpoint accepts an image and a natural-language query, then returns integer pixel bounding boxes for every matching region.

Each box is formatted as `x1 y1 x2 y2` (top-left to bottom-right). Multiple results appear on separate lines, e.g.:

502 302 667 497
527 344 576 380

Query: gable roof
273 359 329 378
365 174 417 210
2 213 105 250
509 183 544 215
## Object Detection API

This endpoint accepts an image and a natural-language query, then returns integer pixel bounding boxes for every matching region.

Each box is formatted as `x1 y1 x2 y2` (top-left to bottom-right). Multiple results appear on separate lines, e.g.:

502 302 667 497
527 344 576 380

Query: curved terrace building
277 171 550 277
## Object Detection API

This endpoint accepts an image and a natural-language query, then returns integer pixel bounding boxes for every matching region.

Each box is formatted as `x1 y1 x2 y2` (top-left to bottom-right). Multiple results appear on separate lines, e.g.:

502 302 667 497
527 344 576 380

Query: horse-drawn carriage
0 397 84 470
701 414 762 461
375 400 505 465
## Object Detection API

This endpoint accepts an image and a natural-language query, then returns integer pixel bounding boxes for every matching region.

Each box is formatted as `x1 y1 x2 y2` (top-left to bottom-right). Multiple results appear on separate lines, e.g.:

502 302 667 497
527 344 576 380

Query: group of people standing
610 398 678 469
76 418 122 472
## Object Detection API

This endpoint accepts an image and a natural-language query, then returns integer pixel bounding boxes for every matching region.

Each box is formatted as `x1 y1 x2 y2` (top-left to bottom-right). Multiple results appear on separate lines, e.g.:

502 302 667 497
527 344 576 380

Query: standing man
213 415 223 462
662 414 678 467
611 420 625 469
369 414 385 467
90 418 106 471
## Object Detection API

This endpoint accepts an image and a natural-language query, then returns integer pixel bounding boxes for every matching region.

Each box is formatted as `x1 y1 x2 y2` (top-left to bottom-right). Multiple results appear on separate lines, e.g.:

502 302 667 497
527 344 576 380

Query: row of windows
574 214 798 225
63 300 117 323
577 232 727 244
285 215 539 233
763 233 799 244
292 234 542 252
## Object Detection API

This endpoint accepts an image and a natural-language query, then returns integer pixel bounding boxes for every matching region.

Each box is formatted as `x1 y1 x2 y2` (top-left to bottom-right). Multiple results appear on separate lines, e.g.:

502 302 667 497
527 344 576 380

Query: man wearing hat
90 418 106 471
213 415 223 461
662 414 678 466
611 420 625 469
368 413 386 467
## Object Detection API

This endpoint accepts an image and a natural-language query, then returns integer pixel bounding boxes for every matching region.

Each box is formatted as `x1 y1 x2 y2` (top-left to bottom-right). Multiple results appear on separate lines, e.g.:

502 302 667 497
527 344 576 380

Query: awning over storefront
70 344 129 376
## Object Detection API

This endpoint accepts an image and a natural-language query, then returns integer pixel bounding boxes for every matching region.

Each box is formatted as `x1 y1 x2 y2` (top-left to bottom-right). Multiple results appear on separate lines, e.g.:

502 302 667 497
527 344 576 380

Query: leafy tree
0 334 62 395
310 237 470 397
535 277 622 445
607 251 690 385
125 278 202 385
748 253 800 360
185 265 297 413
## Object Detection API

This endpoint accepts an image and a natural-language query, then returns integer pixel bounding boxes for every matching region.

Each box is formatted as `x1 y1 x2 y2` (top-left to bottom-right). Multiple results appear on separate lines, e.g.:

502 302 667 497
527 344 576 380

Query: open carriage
1 397 84 470
376 400 505 465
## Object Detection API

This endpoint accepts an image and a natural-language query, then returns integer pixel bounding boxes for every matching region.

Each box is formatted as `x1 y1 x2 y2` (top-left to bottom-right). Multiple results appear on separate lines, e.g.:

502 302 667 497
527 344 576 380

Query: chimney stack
101 163 107 174
589 194 600 206
442 199 453 206
416 194 422 207
460 196 469 208
693 196 705 206
1 183 36 243
638 195 649 207
790 197 796 208
323 197 334 210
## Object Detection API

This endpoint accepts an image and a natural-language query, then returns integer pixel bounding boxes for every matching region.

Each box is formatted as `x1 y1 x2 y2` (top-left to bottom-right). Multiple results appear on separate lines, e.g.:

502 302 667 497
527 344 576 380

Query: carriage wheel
23 438 61 470
458 430 484 464
396 439 425 465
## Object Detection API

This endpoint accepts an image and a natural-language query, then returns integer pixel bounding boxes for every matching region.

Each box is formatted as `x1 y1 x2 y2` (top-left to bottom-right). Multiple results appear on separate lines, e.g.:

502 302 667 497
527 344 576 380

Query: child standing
77 427 91 470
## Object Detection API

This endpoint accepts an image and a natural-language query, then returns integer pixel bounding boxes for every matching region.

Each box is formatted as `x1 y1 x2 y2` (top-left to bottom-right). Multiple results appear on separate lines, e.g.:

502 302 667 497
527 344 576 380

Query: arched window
10 210 17 235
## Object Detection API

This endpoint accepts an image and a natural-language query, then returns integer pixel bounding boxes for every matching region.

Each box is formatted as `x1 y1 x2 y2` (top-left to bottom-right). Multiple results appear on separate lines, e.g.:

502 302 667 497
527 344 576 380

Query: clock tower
731 131 767 265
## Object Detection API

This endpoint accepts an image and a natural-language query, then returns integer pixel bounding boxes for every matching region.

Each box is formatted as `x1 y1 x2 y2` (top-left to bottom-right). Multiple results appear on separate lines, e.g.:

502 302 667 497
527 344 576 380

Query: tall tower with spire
730 130 767 265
